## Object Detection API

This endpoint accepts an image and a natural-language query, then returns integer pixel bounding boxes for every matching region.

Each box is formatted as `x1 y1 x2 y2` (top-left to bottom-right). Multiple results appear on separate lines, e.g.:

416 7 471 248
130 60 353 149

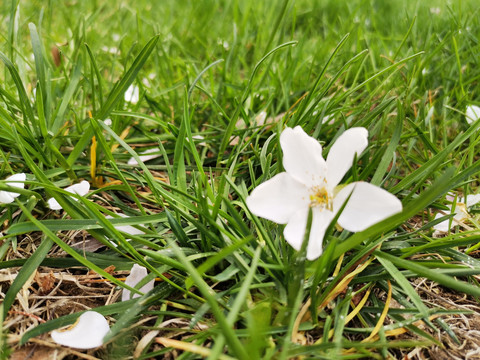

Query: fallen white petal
334 182 402 232
125 84 139 104
255 111 267 125
433 210 453 232
465 194 480 207
128 148 160 165
433 204 467 231
433 194 479 232
106 213 145 235
326 128 368 188
246 172 309 224
122 264 155 301
280 126 327 188
466 105 480 124
322 114 335 125
0 173 26 204
51 311 109 349
48 180 90 210
0 192 15 204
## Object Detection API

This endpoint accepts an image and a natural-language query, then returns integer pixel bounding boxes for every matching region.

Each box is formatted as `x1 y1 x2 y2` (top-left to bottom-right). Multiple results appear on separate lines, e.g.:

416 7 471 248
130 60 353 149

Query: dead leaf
34 271 56 295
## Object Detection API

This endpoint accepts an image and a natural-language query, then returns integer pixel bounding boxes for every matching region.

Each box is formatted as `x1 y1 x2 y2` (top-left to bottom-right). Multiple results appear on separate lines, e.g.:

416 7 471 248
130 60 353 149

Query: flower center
309 186 332 210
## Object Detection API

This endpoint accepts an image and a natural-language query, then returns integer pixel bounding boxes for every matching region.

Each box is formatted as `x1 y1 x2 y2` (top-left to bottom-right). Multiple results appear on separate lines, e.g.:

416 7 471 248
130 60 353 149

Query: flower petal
283 207 308 251
334 182 402 232
122 264 155 301
246 172 309 224
125 84 139 104
433 211 452 232
51 311 110 349
106 213 145 236
0 191 15 204
465 194 480 208
128 148 161 165
6 173 26 189
280 126 327 187
0 173 26 204
326 127 368 187
433 203 470 232
48 180 90 210
283 207 335 260
307 209 336 260
67 180 90 196
466 105 480 124
47 197 63 210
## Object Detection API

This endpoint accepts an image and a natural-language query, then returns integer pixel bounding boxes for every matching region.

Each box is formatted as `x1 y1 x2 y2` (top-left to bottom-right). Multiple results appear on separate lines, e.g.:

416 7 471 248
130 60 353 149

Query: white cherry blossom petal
326 128 368 187
0 192 15 203
128 148 161 165
48 180 90 210
433 203 469 232
334 181 402 232
466 105 480 124
5 173 26 189
122 264 155 301
246 173 309 224
51 311 109 349
283 207 335 260
124 84 139 104
0 173 26 204
433 210 453 232
432 195 479 232
47 198 63 210
280 126 327 187
464 194 480 207
106 213 145 235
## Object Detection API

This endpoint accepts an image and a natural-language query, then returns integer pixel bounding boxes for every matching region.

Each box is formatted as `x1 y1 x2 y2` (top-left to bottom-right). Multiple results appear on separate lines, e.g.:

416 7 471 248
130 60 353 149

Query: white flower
433 194 480 232
104 118 112 126
0 173 26 204
47 180 90 210
466 105 480 124
51 311 109 349
127 148 160 165
106 213 145 235
124 84 140 104
122 264 155 301
246 126 402 260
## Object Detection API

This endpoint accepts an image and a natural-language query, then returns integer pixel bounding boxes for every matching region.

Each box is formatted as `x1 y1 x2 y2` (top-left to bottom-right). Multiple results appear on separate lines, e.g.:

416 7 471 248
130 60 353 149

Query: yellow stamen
309 186 331 209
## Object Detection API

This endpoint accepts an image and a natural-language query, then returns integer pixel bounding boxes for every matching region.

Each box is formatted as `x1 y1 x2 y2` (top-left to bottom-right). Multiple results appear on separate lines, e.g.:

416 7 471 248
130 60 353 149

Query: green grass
1 0 480 358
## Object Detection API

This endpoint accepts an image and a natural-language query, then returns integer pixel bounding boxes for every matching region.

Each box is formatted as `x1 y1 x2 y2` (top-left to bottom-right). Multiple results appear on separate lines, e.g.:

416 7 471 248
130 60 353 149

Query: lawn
1 0 480 359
